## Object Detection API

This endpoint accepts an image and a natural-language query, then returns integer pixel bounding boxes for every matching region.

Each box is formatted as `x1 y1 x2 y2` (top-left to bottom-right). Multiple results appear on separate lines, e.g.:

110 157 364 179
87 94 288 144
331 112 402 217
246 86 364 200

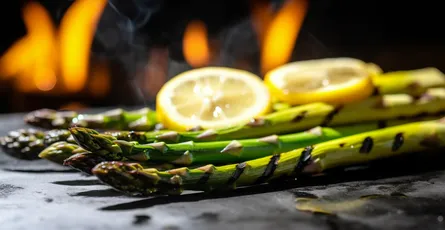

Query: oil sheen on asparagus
92 118 445 195
69 116 441 166
39 115 439 174
71 89 445 153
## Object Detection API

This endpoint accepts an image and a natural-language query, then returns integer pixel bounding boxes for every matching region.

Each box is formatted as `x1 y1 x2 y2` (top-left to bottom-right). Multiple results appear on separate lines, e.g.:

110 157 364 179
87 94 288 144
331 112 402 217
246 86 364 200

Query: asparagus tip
92 161 160 195
39 141 84 165
63 153 108 175
68 127 106 151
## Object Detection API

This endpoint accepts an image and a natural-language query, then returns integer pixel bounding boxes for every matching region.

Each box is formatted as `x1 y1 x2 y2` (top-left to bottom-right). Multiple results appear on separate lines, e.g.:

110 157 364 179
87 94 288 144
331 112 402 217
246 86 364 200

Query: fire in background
0 0 443 113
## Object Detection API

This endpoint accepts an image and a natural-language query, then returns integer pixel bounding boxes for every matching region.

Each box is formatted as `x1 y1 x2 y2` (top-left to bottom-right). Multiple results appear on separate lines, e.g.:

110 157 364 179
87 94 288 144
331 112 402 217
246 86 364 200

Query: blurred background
0 0 443 114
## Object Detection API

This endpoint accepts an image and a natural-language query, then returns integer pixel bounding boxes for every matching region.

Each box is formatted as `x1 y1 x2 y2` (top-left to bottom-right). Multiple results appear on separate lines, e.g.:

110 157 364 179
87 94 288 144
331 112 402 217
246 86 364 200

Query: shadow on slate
71 188 125 198
51 179 103 186
100 150 445 211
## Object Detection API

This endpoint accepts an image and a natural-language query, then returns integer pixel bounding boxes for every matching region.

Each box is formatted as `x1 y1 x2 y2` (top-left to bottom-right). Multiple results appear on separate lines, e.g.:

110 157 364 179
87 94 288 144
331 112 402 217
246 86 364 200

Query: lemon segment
264 58 376 105
156 67 271 131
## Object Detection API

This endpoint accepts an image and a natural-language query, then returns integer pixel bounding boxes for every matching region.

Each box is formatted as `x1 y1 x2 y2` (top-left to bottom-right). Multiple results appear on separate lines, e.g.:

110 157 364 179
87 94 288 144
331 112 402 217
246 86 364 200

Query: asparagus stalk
372 68 445 96
24 107 160 131
0 129 72 160
71 88 445 153
92 118 445 195
38 141 88 164
38 141 176 174
62 152 175 175
69 116 441 165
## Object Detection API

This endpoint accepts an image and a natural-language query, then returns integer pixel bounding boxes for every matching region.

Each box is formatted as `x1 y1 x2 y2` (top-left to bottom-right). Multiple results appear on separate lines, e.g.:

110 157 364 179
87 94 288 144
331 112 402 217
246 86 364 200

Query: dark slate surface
1 111 445 230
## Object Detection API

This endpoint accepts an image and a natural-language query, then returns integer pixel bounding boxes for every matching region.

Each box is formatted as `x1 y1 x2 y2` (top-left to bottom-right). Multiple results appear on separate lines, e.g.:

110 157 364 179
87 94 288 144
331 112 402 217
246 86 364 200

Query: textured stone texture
1 111 445 230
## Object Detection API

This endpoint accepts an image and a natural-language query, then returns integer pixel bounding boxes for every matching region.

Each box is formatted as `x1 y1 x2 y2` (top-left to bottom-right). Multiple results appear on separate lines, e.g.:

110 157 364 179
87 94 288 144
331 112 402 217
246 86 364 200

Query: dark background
0 0 444 114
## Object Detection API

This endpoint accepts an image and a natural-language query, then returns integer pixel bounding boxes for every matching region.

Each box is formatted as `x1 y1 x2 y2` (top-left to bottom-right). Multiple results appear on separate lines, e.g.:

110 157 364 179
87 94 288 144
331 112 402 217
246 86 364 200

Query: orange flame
259 0 308 74
59 0 108 93
0 2 57 92
0 0 108 94
183 20 210 68
250 1 274 47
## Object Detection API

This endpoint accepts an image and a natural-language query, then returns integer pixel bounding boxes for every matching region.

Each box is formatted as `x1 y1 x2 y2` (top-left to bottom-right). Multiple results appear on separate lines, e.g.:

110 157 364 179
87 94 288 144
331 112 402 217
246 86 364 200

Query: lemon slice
264 58 377 105
156 67 271 131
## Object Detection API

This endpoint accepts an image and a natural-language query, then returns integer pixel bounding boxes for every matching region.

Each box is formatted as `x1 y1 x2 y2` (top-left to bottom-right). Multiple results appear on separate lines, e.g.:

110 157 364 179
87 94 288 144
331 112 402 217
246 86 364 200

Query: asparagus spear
372 68 445 96
0 129 72 160
38 141 175 174
71 88 445 153
38 141 88 164
24 107 160 131
69 115 441 165
63 152 175 175
92 118 445 195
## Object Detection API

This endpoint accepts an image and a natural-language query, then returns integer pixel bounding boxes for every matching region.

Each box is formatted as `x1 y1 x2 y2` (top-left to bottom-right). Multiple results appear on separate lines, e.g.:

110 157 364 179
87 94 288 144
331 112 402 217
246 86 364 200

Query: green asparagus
372 68 445 96
63 152 175 175
38 141 88 164
92 118 445 195
38 141 176 174
39 116 439 173
71 88 445 155
24 107 160 131
69 116 441 165
1 125 160 160
0 129 72 160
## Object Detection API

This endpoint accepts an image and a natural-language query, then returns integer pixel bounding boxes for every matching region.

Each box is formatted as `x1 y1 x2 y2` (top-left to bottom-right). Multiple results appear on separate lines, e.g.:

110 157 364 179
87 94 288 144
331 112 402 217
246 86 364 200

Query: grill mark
392 133 404 151
412 112 429 118
397 116 408 120
359 137 374 154
292 111 308 123
197 173 212 185
128 131 140 141
377 120 387 129
372 87 380 96
294 146 313 175
227 162 247 185
321 106 343 126
255 154 280 184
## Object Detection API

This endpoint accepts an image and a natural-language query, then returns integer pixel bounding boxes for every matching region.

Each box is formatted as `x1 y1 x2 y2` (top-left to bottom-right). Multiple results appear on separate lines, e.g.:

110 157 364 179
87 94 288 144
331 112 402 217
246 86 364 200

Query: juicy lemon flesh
280 67 368 93
170 75 256 122
156 67 271 131
265 58 376 106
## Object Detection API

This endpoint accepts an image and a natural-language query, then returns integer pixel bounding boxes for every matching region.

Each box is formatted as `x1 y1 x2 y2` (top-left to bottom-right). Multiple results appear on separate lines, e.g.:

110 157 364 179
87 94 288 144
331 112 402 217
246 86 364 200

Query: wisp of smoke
90 0 332 105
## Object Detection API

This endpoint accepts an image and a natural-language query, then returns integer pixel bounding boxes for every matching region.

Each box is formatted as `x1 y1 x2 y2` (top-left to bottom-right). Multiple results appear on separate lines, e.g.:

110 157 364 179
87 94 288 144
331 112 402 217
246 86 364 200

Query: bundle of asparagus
2 59 445 197
92 118 445 195
61 88 445 176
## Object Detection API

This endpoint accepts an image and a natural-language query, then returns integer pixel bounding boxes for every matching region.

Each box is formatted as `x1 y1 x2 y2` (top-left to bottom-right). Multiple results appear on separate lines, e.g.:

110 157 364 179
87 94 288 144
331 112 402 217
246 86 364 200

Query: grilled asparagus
92 118 445 195
69 116 441 165
71 89 445 155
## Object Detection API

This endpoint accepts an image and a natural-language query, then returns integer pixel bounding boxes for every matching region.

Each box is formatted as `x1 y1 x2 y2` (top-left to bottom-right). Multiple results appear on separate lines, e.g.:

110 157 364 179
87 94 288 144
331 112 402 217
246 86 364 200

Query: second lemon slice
156 67 271 131
264 58 377 105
